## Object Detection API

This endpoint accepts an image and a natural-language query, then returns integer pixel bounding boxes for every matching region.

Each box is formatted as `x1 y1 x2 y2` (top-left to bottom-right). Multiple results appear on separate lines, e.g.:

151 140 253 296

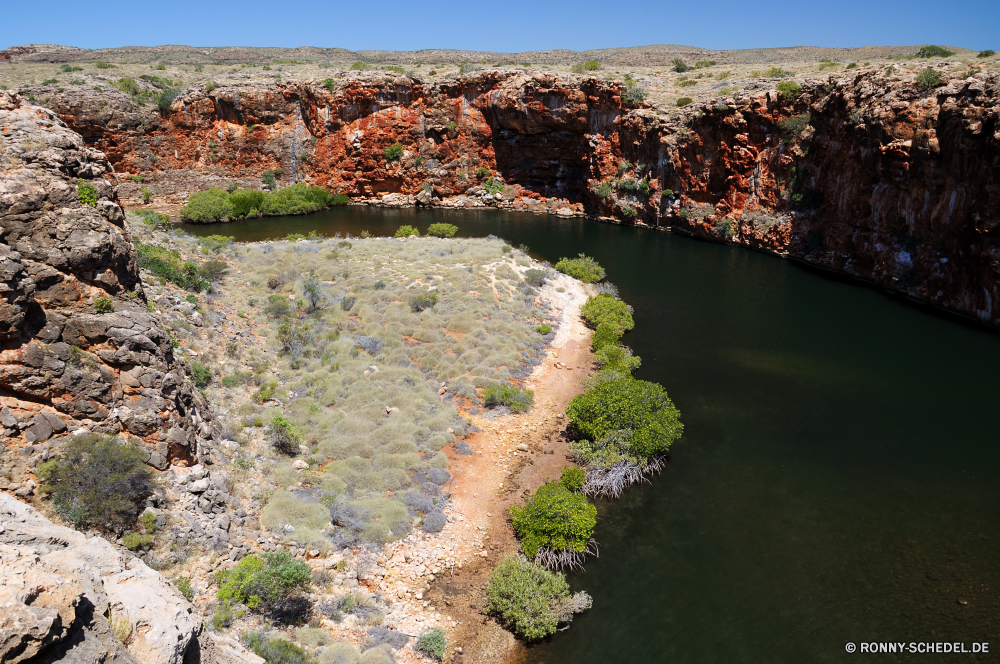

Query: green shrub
485 555 591 640
593 344 641 373
268 415 303 455
77 181 98 207
113 76 141 96
383 143 404 161
476 166 491 178
140 511 157 533
915 45 955 58
216 551 311 612
123 532 153 551
580 294 633 333
426 223 458 237
560 466 586 492
395 224 420 238
536 324 552 335
95 61 115 69
916 68 942 89
978 50 996 58
483 384 534 413
714 219 736 238
671 58 690 73
776 81 802 101
136 244 209 291
181 188 233 222
510 481 595 559
778 113 809 141
676 96 693 107
174 577 194 601
523 269 546 287
94 297 115 313
190 361 212 388
567 376 683 460
590 321 622 351
37 434 156 534
156 88 179 114
242 631 310 664
484 177 504 196
595 181 612 198
182 184 342 222
417 628 447 660
764 66 792 78
694 60 716 69
61 64 83 72
554 254 605 283
410 292 437 312
264 294 293 318
322 78 335 91
623 85 645 106
349 61 367 70
253 380 277 403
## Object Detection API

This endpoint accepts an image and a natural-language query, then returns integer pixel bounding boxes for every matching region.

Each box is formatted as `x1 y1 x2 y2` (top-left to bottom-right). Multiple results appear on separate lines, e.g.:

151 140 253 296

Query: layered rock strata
0 90 212 468
36 68 1000 327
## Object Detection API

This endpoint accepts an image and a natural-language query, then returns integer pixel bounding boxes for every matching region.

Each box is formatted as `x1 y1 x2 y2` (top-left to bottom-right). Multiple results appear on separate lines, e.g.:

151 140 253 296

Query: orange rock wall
45 70 1000 326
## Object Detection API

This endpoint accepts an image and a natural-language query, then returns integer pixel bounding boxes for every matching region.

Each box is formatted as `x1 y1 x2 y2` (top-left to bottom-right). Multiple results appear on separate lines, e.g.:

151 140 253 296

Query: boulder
0 493 249 664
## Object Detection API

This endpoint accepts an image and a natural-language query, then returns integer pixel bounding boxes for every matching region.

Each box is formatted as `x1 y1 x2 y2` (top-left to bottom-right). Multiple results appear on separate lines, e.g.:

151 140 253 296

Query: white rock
0 493 212 664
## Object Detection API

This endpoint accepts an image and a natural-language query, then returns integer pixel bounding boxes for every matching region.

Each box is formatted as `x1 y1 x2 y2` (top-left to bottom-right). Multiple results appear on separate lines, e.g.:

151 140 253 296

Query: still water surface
183 208 1000 662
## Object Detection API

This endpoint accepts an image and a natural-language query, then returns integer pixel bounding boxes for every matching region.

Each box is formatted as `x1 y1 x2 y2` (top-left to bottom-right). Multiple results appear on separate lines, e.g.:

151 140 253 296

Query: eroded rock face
0 90 210 467
39 69 1000 326
0 492 201 664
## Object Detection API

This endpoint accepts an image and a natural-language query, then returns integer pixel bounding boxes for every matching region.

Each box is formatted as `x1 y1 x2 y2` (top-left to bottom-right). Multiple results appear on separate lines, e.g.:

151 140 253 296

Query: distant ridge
0 43 977 66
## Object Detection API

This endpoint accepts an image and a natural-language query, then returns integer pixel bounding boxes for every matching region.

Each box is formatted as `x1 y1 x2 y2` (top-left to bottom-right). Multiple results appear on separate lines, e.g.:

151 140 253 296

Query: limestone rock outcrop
0 492 262 664
0 91 212 468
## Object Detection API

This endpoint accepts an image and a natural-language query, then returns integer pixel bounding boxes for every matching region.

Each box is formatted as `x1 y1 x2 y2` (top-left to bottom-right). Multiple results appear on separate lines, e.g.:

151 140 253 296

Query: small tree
37 434 156 534
267 415 302 455
302 276 324 311
916 68 942 89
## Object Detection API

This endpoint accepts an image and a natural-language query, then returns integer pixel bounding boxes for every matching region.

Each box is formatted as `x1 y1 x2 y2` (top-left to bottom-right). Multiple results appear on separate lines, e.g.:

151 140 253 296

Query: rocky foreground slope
35 65 1000 327
0 492 260 664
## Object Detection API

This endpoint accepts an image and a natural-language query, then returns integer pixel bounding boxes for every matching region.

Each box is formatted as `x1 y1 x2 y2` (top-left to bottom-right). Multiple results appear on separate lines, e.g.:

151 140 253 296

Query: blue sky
2 0 996 52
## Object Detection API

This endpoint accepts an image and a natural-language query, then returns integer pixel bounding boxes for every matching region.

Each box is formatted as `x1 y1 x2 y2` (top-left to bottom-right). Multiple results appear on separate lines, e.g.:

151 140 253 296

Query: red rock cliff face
0 91 213 479
43 69 1000 327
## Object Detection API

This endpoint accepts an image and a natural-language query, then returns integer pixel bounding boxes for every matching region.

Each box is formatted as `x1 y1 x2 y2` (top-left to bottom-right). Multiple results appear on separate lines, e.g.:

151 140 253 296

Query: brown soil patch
421 274 595 664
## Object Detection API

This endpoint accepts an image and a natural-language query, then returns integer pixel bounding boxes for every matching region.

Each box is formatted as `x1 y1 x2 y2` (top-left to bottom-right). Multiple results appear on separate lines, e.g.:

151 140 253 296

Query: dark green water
183 208 1000 662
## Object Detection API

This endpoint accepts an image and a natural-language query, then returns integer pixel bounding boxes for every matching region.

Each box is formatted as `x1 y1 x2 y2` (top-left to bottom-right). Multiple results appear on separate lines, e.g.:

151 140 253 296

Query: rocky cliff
0 90 214 473
37 67 1000 327
0 492 261 664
